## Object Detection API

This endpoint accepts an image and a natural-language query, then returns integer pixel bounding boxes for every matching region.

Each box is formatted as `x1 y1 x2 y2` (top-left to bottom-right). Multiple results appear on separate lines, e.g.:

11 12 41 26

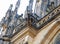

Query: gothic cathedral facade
0 0 60 44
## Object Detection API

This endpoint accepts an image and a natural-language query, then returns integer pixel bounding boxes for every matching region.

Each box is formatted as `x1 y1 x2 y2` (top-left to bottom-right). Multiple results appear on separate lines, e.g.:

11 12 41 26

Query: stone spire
41 0 49 16
5 0 21 37
0 4 13 37
14 0 20 13
5 4 13 19
34 0 49 17
11 0 21 26
24 0 34 22
27 0 34 13
4 4 13 26
10 0 21 27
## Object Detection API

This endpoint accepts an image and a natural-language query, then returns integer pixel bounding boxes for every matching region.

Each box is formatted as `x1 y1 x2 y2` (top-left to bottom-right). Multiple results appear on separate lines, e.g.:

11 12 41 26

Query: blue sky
0 0 36 21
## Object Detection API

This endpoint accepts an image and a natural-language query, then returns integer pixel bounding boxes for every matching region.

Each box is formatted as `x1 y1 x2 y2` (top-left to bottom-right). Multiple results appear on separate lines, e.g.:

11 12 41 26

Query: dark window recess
28 14 30 20
21 24 23 27
51 12 54 16
48 16 50 19
51 2 54 5
57 9 59 12
39 23 41 25
43 19 45 23
25 42 28 44
36 0 39 2
49 15 50 16
31 18 34 22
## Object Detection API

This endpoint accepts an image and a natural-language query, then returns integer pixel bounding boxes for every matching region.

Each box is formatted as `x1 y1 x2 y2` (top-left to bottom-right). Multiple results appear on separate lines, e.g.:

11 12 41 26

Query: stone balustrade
31 5 60 29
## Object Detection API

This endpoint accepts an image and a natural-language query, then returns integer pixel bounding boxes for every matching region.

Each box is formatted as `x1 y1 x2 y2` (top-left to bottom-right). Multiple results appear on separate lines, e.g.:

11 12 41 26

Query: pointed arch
41 21 60 44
